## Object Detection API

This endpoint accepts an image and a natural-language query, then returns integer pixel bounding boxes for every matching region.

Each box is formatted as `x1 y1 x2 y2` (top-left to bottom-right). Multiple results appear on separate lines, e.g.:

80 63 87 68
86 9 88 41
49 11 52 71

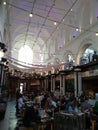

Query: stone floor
0 99 18 130
0 99 36 130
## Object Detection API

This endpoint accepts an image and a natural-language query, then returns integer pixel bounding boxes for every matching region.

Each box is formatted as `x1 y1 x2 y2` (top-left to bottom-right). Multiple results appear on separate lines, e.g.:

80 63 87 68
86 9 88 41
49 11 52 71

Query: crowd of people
15 89 98 130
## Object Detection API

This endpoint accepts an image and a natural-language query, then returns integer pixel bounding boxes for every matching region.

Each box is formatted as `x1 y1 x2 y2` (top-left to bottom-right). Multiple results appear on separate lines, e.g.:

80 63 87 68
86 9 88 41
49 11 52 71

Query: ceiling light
29 13 33 17
54 21 57 25
95 32 98 36
76 28 79 31
3 1 6 5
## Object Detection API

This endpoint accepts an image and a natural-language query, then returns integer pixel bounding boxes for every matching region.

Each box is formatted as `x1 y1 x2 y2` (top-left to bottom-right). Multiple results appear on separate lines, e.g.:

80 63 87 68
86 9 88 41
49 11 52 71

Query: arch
76 43 92 64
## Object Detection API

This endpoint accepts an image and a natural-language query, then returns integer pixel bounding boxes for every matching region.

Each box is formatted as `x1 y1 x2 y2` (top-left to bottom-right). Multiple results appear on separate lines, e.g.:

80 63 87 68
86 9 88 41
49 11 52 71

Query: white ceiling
5 0 98 72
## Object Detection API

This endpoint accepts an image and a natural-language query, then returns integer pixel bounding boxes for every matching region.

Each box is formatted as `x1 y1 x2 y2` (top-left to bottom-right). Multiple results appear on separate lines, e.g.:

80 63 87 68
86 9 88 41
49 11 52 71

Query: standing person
18 93 24 113
92 51 98 62
23 104 40 129
16 88 20 101
81 96 92 130
16 88 20 115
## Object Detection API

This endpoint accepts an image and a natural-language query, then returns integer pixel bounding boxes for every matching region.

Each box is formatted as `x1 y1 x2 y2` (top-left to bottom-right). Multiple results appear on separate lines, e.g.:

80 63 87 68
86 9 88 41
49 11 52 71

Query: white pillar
51 75 55 92
74 68 82 97
60 73 64 95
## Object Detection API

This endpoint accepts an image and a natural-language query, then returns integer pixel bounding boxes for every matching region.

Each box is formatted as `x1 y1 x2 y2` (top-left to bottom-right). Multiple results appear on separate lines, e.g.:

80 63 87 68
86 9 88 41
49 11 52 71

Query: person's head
71 100 77 108
57 100 61 106
50 105 55 111
84 96 89 102
94 51 97 54
19 93 23 98
47 97 51 103
33 104 39 110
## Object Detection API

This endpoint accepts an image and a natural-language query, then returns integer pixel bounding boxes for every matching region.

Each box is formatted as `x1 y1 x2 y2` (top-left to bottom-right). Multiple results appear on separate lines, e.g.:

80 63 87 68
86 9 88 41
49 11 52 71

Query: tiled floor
0 99 18 130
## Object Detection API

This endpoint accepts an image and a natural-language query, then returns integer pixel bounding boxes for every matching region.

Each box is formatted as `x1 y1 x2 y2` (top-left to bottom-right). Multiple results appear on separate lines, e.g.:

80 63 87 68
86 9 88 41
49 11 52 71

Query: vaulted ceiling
4 0 98 72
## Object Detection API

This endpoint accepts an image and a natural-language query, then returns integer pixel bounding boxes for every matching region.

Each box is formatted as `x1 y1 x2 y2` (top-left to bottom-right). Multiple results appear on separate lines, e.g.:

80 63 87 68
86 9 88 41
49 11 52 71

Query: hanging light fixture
54 21 57 25
3 1 6 5
29 12 33 17
95 32 98 36
76 27 79 31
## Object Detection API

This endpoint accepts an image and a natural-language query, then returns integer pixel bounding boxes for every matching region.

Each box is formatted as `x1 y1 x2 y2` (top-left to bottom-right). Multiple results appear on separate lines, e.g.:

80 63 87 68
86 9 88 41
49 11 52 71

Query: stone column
60 72 65 95
52 75 55 92
0 64 4 91
74 71 78 97
40 78 45 91
51 75 53 92
77 71 82 96
45 77 48 91
62 74 65 95
74 68 82 97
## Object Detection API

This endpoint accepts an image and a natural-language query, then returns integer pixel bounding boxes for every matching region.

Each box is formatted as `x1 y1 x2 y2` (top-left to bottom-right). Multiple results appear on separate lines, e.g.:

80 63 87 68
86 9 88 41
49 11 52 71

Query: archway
77 44 92 65
77 44 98 65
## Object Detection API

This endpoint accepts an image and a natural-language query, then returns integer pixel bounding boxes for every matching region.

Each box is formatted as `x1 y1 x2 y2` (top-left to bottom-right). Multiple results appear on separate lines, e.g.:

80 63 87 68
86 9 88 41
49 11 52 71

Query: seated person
23 104 41 127
68 100 78 113
46 105 56 117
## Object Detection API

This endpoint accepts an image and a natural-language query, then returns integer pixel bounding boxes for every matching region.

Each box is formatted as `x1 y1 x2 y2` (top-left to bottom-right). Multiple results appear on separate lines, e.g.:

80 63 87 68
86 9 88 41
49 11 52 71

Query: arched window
18 45 33 65
80 48 97 65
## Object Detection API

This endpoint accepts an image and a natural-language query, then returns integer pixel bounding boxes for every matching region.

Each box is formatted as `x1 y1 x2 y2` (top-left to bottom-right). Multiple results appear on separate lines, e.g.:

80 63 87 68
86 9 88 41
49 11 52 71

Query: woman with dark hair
68 100 78 113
